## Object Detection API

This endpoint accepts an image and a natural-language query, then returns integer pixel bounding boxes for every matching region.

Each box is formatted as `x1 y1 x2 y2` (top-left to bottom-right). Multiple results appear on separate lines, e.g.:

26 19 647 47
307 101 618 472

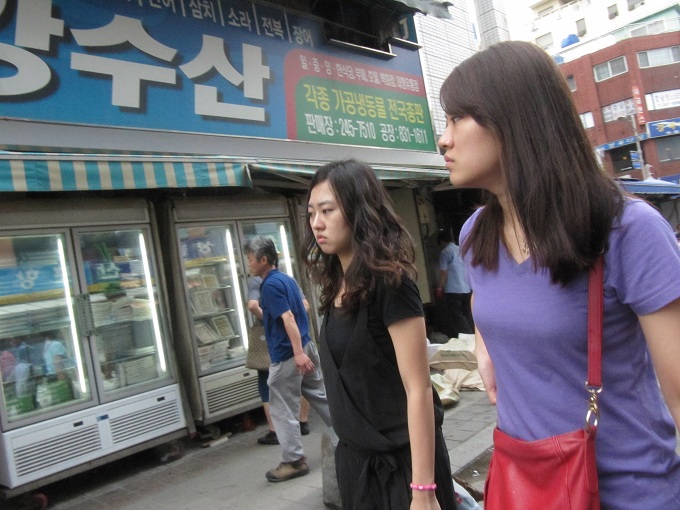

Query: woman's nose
310 213 322 230
437 132 450 149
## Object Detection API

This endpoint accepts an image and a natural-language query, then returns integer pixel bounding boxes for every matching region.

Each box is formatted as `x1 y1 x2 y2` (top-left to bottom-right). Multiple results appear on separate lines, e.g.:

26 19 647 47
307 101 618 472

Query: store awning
619 178 680 197
0 154 448 192
0 154 252 192
247 162 449 189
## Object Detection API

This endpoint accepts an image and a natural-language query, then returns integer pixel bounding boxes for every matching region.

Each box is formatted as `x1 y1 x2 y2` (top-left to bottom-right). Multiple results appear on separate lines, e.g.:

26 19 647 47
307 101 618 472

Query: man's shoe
257 431 279 445
266 457 309 482
300 421 310 436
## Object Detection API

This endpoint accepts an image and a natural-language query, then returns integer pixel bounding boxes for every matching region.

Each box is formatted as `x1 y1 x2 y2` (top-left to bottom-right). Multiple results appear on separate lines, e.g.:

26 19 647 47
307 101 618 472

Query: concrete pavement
3 390 496 510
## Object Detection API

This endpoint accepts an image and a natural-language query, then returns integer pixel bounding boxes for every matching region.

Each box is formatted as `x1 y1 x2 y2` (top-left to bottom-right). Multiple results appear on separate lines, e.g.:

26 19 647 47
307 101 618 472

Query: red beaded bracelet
410 482 437 491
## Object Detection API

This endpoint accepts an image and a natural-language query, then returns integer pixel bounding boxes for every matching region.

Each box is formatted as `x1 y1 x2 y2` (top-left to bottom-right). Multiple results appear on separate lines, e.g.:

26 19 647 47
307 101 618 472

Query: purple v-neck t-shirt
461 198 680 508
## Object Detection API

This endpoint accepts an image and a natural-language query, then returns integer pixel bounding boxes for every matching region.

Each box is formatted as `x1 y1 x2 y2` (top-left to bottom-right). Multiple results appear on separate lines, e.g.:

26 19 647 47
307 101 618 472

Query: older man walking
244 236 331 482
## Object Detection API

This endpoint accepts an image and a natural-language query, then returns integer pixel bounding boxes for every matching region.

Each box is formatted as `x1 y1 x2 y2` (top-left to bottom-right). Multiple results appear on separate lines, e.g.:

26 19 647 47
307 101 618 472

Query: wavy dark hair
440 41 623 284
302 159 417 313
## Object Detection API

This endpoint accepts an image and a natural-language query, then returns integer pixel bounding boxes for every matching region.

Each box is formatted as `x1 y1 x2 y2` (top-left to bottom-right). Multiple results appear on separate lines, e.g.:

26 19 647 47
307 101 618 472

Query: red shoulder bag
483 256 603 510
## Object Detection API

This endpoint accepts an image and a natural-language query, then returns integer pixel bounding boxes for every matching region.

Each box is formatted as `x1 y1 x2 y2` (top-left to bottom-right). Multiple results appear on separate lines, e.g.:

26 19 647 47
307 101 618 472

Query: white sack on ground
429 334 477 371
428 334 486 403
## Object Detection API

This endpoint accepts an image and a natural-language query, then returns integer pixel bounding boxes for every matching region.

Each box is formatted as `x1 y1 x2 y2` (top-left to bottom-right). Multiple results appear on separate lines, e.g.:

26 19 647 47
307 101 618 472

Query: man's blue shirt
260 269 310 363
438 242 470 294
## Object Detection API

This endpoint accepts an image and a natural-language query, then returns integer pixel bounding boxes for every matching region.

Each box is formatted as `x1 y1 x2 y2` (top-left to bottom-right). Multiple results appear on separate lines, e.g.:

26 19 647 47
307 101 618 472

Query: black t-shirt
326 277 423 367
320 277 454 509
323 275 434 445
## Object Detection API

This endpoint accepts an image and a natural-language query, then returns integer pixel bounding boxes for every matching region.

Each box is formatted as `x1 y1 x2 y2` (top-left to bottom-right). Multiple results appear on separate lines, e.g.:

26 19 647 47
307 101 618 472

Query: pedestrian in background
438 40 680 508
303 159 456 510
245 275 312 445
434 229 473 339
244 237 332 483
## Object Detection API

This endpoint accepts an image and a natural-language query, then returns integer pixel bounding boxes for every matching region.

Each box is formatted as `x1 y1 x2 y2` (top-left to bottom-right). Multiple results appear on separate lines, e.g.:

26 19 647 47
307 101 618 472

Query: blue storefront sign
647 118 680 139
597 133 648 151
0 0 435 152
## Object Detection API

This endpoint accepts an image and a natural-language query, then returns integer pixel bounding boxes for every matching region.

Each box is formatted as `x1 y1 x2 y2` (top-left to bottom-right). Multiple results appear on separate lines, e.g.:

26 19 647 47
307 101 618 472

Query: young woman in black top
303 159 456 510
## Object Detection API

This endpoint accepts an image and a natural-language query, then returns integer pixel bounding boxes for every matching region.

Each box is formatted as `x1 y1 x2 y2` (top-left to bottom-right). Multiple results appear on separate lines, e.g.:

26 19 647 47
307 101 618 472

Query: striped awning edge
0 157 252 192
248 162 449 182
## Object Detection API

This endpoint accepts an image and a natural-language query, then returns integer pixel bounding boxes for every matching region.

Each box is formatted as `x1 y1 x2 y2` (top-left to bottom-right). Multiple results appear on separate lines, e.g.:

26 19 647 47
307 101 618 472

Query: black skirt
334 425 458 510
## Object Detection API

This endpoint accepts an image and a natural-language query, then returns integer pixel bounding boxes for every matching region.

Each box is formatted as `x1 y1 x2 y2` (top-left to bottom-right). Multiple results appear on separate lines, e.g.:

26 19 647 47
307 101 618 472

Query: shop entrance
426 188 482 342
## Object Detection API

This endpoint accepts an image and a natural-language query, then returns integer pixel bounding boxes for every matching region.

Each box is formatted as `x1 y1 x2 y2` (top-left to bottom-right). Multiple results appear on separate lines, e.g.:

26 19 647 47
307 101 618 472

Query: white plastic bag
453 479 482 510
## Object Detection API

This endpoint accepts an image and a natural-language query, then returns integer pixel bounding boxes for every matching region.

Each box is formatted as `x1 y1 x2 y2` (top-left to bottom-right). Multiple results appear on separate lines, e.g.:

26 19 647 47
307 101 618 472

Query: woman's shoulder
372 273 422 324
613 197 672 234
621 196 661 216
374 273 417 295
606 197 680 314
460 207 484 244
370 274 419 311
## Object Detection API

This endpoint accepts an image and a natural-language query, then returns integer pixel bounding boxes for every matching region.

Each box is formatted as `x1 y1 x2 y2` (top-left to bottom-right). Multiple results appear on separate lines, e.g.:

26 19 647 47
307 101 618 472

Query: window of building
593 56 627 82
602 99 635 123
538 6 555 17
608 4 619 19
631 19 671 37
580 112 595 129
566 75 577 92
536 33 553 51
576 18 587 37
645 88 680 111
630 25 646 37
657 136 680 163
638 46 680 68
627 0 644 11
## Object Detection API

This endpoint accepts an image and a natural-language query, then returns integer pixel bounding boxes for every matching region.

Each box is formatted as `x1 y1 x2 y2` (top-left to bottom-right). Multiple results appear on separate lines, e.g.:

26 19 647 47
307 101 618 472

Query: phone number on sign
303 115 430 144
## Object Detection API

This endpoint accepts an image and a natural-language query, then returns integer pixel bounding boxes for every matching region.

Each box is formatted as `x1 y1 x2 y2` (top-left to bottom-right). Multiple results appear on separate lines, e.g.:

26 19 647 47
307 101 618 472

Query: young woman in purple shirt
438 41 680 509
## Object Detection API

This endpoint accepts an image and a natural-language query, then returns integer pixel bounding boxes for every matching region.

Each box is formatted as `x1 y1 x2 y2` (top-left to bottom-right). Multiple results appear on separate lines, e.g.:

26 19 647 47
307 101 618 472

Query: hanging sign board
631 85 646 126
0 0 435 152
629 150 641 170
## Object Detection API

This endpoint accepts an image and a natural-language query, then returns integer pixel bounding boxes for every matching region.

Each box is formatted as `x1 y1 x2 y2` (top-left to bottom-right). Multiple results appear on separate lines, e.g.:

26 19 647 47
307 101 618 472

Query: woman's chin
449 174 469 188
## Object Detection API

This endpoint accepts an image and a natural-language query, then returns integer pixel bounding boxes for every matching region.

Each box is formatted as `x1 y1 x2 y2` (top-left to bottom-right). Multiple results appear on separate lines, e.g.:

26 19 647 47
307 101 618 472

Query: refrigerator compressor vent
110 399 181 444
14 425 101 477
206 375 259 414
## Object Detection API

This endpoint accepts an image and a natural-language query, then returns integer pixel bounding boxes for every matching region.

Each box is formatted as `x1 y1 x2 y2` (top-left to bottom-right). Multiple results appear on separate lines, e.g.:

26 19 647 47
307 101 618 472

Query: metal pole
628 113 649 179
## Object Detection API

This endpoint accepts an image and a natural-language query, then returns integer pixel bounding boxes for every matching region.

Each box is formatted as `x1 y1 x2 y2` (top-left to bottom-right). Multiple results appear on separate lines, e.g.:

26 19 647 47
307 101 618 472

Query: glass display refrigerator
159 195 303 427
0 198 188 494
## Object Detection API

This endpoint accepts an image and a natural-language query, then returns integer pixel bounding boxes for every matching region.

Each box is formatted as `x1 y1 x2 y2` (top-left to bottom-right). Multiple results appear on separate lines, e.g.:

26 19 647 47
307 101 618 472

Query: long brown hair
440 41 623 284
302 159 417 313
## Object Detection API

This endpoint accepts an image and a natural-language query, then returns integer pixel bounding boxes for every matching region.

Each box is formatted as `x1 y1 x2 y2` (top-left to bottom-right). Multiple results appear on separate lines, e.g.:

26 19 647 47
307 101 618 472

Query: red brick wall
559 33 680 179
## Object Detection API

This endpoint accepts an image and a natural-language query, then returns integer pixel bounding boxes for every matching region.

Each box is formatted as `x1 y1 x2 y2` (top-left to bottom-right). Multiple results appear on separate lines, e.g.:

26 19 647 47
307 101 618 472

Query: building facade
474 0 511 48
415 3 480 137
522 0 679 58
559 30 680 180
508 1 680 181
